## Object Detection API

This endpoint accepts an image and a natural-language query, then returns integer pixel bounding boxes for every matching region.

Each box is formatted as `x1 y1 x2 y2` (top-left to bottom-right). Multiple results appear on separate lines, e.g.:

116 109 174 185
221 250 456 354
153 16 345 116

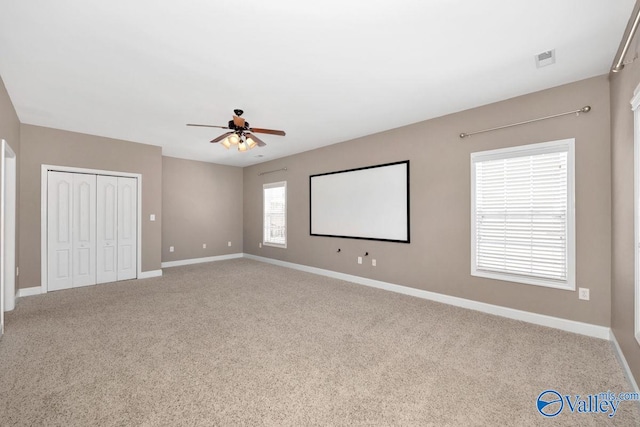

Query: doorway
1 139 16 335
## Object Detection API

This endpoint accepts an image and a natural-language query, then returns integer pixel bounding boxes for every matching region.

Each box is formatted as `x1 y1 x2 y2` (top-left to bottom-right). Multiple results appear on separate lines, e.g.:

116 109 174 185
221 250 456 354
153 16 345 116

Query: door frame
633 84 640 346
41 165 142 294
1 139 16 334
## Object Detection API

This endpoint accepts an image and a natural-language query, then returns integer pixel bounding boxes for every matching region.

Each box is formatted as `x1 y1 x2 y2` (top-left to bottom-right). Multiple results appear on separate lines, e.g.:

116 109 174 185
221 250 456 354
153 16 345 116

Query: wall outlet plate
357 256 362 264
228 241 232 247
372 259 376 267
202 243 206 249
578 287 590 301
259 242 262 248
169 246 174 253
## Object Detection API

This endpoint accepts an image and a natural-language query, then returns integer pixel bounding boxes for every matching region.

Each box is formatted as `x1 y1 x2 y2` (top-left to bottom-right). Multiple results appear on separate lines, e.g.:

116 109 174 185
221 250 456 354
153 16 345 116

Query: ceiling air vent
535 49 556 68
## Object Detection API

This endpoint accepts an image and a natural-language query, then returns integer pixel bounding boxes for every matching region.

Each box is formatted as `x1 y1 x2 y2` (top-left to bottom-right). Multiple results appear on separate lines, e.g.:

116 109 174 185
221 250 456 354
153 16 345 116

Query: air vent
535 49 556 68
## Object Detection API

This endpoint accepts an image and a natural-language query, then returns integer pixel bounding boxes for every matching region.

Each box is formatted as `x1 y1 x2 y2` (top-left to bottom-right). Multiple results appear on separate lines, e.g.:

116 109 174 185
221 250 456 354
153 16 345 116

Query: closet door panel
47 172 74 291
72 174 96 287
117 177 137 280
97 175 118 284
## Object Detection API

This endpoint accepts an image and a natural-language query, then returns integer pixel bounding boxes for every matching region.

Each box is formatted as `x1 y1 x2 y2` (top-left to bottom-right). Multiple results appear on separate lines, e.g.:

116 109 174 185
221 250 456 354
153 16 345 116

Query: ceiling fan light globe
247 137 257 149
238 142 248 152
221 138 232 149
229 134 240 145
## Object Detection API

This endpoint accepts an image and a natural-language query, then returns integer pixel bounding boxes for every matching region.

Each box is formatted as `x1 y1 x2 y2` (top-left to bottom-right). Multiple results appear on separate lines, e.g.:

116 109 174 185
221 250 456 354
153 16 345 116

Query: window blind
474 150 568 283
263 182 286 246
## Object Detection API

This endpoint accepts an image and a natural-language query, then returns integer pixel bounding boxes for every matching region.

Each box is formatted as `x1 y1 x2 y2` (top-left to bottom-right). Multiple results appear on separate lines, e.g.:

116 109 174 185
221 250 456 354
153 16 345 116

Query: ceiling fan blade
187 123 229 129
250 127 286 136
246 133 266 147
210 132 233 143
233 115 246 128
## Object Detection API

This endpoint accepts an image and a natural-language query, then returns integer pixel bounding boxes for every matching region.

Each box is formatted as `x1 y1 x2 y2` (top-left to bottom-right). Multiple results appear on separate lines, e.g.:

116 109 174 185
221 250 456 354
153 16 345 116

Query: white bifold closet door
48 172 97 290
49 171 137 291
96 176 137 283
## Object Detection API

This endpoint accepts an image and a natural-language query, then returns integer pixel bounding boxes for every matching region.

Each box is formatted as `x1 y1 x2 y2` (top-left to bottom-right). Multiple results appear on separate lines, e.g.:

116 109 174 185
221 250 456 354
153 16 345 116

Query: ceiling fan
187 109 286 152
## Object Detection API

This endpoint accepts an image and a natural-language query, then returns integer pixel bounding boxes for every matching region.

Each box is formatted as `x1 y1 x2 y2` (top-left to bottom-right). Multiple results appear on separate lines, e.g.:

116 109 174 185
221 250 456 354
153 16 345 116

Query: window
471 139 575 290
263 181 287 248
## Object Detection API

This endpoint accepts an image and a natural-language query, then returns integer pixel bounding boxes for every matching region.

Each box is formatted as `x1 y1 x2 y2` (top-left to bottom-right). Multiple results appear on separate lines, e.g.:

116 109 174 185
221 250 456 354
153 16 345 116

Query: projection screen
309 161 410 243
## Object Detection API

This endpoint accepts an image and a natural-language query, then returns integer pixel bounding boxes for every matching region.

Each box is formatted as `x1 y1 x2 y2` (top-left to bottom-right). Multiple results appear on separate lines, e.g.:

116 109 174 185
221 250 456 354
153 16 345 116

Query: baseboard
611 331 640 393
161 253 243 268
17 287 43 297
243 253 611 340
138 270 163 279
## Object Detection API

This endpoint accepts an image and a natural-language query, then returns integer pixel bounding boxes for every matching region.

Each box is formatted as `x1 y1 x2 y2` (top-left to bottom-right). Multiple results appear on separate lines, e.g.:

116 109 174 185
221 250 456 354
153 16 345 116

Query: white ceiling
0 1 635 167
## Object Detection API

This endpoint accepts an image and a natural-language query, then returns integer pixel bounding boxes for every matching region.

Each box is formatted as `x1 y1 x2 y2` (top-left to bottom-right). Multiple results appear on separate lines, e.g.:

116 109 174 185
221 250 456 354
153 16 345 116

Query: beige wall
162 156 243 262
0 75 20 160
19 124 162 289
610 32 640 381
244 75 612 326
0 74 21 289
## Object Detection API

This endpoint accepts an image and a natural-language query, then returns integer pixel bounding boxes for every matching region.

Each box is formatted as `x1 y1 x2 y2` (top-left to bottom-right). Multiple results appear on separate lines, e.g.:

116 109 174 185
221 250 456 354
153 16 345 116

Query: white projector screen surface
310 161 410 242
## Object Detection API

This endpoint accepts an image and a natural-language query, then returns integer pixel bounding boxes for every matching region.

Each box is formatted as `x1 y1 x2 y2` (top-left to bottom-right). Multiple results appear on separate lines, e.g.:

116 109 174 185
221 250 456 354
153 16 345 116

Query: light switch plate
150 214 156 221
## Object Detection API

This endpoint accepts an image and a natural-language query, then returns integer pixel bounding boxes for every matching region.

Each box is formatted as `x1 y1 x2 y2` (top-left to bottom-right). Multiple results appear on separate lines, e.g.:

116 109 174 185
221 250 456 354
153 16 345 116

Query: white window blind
471 139 575 290
263 181 287 248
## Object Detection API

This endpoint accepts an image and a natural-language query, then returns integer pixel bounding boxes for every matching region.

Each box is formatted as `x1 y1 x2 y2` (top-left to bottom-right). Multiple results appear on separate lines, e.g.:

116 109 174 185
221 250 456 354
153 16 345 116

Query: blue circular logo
537 390 564 417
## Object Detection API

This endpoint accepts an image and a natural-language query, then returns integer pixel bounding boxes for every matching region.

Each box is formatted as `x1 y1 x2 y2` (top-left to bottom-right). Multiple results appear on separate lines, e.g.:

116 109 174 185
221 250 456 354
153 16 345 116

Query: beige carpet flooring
1 258 639 426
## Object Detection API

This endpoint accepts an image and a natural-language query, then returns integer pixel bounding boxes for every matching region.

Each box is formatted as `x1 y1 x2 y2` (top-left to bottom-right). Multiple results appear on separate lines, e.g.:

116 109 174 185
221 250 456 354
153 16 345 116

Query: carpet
0 258 638 426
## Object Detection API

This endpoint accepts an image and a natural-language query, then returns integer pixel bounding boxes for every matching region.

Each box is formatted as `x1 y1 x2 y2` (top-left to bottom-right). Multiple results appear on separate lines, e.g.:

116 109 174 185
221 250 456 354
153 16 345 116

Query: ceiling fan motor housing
228 119 249 131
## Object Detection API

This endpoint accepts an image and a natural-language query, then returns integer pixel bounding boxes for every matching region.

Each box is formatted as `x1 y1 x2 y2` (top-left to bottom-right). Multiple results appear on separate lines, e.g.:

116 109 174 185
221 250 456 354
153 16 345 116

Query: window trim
631 84 640 346
470 139 576 291
263 181 287 249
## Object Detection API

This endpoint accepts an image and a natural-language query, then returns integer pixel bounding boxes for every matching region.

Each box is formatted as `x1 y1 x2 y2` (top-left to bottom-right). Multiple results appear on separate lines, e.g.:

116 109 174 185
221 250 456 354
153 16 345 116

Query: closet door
47 172 74 291
117 177 137 280
97 176 118 284
72 174 96 287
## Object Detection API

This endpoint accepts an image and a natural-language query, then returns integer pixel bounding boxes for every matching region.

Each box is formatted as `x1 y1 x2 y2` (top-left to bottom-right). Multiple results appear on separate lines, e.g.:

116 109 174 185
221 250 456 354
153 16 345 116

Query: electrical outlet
16 267 19 276
228 241 232 247
578 288 590 301
150 214 156 221
202 243 206 249
357 257 362 264
259 243 262 248
372 259 377 267
169 246 174 253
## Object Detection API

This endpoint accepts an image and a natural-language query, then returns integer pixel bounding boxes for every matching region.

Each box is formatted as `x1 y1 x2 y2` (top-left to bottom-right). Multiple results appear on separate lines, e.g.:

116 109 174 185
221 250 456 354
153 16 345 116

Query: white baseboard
17 287 43 297
161 253 243 268
138 270 163 279
243 253 611 340
611 331 640 393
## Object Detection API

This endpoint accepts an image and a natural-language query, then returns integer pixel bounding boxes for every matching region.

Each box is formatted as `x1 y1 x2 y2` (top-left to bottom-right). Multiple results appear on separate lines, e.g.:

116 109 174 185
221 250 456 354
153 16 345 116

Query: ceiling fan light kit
187 109 286 153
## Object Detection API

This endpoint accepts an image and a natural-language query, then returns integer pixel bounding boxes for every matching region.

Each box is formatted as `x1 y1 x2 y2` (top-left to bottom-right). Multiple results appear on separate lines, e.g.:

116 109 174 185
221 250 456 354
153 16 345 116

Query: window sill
263 242 287 249
471 269 574 291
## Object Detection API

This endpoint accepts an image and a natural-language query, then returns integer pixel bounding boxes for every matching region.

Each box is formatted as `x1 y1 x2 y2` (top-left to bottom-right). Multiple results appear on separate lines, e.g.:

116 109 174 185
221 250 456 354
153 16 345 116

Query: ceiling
0 1 635 167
